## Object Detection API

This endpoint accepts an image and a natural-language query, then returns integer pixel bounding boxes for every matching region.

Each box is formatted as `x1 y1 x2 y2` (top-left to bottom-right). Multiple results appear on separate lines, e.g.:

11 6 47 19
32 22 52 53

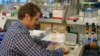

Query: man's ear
25 13 31 21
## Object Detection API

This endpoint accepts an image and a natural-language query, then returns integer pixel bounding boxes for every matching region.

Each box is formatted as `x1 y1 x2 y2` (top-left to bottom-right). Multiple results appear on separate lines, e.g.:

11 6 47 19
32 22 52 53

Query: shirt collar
16 20 30 34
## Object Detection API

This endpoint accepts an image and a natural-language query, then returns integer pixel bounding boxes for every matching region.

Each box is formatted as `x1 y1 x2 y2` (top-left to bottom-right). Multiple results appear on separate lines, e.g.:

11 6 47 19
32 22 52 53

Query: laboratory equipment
65 33 78 45
84 8 98 19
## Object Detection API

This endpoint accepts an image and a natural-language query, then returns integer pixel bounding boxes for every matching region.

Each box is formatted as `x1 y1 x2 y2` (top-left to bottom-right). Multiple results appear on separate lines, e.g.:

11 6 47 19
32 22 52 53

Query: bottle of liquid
90 33 97 48
85 22 89 33
92 23 96 33
84 32 90 45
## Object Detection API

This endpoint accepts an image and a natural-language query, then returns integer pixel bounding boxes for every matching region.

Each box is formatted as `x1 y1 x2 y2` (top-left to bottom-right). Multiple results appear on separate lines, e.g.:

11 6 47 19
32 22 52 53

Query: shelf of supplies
67 20 85 25
6 16 18 20
82 2 97 4
67 20 100 26
43 3 70 7
39 18 63 24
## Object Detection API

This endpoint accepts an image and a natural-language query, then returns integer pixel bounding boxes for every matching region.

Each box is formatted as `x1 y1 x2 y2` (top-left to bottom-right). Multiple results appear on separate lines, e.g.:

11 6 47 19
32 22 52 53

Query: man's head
18 3 41 30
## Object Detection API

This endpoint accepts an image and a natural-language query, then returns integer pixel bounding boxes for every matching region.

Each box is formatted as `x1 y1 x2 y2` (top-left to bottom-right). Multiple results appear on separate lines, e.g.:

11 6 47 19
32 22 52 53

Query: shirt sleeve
33 38 51 48
13 33 63 56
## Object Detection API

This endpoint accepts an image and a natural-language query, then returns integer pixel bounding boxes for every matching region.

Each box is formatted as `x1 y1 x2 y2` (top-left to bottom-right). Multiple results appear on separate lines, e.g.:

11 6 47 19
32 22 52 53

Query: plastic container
84 8 98 19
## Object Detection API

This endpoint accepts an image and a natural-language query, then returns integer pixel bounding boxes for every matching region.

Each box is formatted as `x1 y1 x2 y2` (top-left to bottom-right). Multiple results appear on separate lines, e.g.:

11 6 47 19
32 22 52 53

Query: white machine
32 30 84 56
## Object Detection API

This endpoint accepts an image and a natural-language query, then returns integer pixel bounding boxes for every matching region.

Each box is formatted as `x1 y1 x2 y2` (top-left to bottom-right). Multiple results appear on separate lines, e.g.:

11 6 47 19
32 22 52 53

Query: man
0 3 69 56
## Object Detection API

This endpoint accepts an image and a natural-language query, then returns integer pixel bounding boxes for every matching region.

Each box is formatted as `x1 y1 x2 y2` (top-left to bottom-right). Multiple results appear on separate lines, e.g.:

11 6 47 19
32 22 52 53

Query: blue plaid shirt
0 20 63 56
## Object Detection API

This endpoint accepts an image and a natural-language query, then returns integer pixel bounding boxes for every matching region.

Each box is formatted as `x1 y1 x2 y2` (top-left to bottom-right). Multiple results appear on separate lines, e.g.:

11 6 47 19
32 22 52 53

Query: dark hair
18 3 41 20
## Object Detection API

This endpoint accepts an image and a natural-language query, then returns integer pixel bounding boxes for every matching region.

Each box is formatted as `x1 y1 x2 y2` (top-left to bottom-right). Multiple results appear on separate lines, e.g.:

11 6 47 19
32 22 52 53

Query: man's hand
47 42 59 50
47 43 70 54
55 44 70 54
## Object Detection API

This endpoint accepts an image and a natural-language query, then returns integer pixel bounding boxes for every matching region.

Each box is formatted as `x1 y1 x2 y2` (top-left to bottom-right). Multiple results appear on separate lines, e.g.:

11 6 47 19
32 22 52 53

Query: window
20 0 27 3
0 0 27 5
0 0 2 4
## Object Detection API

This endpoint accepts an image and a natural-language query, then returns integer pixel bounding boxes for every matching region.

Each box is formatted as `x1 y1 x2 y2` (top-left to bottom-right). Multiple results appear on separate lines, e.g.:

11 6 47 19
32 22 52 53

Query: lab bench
41 33 84 56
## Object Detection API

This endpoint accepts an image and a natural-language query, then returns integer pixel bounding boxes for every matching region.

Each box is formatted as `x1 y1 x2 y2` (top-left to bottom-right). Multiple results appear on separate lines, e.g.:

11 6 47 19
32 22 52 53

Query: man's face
28 12 40 30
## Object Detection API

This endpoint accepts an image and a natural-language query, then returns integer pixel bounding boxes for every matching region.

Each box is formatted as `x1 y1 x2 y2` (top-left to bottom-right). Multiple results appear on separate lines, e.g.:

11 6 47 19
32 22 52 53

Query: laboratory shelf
82 2 97 4
67 20 85 25
39 18 63 24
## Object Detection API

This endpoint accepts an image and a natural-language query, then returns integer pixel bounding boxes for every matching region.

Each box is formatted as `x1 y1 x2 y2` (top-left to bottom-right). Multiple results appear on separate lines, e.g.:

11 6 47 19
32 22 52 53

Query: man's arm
13 33 63 56
33 38 51 48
